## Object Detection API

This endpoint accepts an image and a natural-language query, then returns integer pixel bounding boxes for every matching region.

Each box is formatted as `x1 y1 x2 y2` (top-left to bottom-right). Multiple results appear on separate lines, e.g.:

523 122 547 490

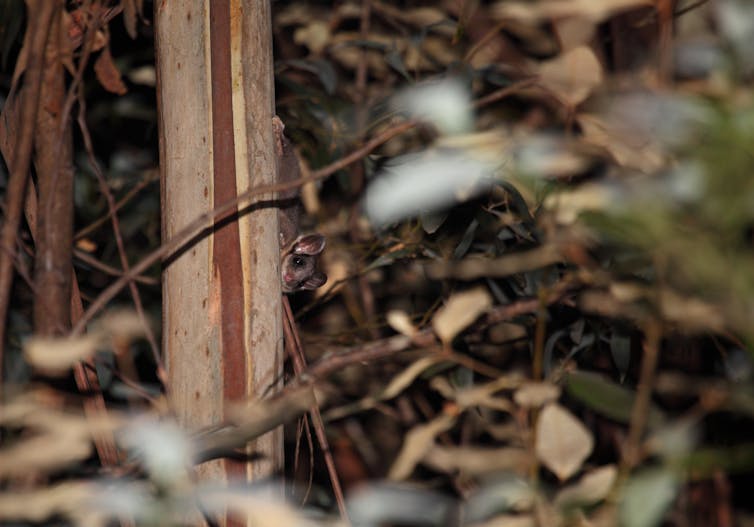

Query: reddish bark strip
209 2 246 404
209 0 248 491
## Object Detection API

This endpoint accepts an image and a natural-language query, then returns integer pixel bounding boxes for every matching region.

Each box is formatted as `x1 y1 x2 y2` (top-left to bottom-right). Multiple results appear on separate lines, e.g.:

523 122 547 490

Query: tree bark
33 4 74 336
0 0 57 374
155 0 282 496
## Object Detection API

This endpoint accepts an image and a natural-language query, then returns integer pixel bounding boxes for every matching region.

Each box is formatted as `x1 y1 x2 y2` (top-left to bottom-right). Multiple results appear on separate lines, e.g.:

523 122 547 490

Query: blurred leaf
420 210 448 233
424 445 530 475
537 46 603 107
716 0 754 75
0 482 94 525
293 20 330 54
118 418 194 488
566 370 666 428
385 47 411 81
347 483 456 527
427 244 562 281
620 467 679 527
645 418 699 462
284 58 337 94
535 403 594 481
0 398 119 477
493 0 653 24
432 286 493 344
554 464 617 509
325 356 444 421
453 218 479 259
365 246 417 272
465 475 535 522
386 309 418 337
122 0 143 39
389 413 456 480
610 331 631 383
24 335 101 376
683 442 754 475
513 381 561 408
392 78 473 135
365 142 500 226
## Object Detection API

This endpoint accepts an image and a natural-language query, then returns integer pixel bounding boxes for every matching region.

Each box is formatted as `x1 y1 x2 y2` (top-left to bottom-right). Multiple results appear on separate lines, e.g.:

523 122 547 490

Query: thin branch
74 169 159 241
299 290 570 383
72 118 417 334
284 297 350 524
74 248 159 286
623 320 662 470
76 89 165 380
0 0 58 374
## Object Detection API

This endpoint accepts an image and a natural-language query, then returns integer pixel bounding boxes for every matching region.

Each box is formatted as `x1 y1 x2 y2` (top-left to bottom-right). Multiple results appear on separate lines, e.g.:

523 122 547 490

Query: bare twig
76 89 165 380
74 249 158 286
299 289 571 384
74 169 159 241
284 297 350 525
623 320 662 470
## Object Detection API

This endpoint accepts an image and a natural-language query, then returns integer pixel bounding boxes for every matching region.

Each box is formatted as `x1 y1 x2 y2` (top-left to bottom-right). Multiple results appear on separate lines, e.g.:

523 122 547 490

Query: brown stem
74 169 159 241
33 2 75 336
0 0 58 373
77 90 165 379
623 320 662 469
284 297 350 524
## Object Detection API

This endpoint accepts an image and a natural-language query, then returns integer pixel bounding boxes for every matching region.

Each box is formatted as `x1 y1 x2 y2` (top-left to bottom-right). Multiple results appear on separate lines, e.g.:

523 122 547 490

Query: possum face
281 234 327 293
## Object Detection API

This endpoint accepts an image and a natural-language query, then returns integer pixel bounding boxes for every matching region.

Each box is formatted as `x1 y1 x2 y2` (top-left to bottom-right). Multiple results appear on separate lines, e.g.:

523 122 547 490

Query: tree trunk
155 0 283 493
33 3 74 336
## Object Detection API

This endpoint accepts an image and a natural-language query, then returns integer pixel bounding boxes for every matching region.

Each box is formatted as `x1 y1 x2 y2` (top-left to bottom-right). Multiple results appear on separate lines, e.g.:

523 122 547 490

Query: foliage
3 1 754 526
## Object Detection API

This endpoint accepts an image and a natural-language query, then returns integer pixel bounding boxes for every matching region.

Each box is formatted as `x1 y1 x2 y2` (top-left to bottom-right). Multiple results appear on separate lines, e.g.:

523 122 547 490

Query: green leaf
620 467 679 527
566 370 665 429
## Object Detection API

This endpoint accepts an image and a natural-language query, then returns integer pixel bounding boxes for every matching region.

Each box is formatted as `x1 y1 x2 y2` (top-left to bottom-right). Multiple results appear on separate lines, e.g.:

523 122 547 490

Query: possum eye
292 256 305 267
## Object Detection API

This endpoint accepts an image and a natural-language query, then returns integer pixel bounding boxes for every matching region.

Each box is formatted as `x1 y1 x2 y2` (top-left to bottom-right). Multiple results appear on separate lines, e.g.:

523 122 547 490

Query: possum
273 116 327 293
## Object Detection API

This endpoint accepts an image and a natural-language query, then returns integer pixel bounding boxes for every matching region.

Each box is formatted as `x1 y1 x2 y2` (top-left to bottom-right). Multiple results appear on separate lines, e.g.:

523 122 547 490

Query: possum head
282 234 327 293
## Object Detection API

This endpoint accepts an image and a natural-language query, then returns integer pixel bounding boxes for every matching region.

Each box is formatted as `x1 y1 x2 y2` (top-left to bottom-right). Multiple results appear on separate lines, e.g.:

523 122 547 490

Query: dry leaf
424 445 530 475
432 287 492 344
537 46 603 107
543 182 615 225
535 403 594 480
427 244 562 280
94 46 128 95
294 21 331 55
577 113 666 173
382 356 443 400
387 310 418 337
553 17 596 50
97 309 147 342
0 402 120 477
0 483 93 524
514 382 561 408
122 0 144 40
389 413 456 480
449 374 524 411
555 464 618 508
493 0 652 24
24 335 101 375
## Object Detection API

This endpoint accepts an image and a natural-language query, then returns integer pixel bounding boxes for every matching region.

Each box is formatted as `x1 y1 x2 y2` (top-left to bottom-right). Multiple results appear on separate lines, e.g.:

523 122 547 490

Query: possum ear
301 271 327 290
292 234 326 256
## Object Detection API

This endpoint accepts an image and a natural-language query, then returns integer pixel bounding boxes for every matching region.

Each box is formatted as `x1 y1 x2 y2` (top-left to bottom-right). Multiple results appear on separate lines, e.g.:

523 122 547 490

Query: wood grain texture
156 0 282 491
238 0 283 480
156 0 221 485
